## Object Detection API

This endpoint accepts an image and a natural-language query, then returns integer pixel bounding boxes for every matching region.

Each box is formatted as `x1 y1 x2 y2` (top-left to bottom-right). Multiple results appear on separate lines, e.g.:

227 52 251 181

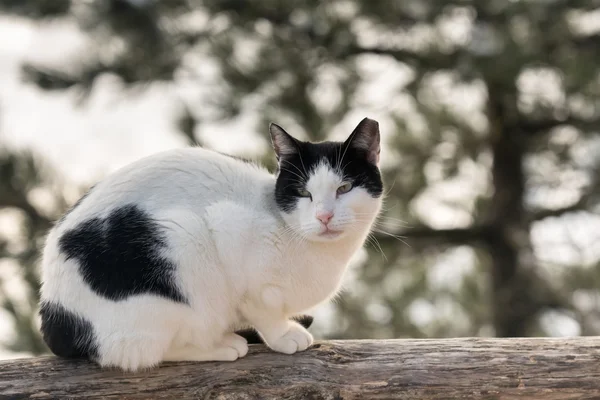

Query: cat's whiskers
279 174 309 192
282 183 305 192
352 214 411 230
339 159 353 173
290 235 308 261
351 215 407 229
338 129 356 171
354 210 408 220
382 176 397 198
280 159 306 178
296 150 310 179
279 222 307 243
372 229 411 247
279 167 306 183
365 233 388 261
279 224 309 260
348 217 411 247
335 137 345 173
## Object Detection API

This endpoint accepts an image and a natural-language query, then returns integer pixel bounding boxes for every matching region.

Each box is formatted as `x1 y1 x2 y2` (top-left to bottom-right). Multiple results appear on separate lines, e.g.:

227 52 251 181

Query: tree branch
530 198 593 222
516 115 600 136
2 338 600 399
340 45 464 70
374 225 491 247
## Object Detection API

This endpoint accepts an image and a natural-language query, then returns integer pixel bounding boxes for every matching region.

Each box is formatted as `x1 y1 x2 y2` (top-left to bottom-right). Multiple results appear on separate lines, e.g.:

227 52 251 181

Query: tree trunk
486 85 539 337
2 338 600 399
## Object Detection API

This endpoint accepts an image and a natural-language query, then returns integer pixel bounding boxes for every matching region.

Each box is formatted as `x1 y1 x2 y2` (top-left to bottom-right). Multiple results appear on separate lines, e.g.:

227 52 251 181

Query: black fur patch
58 204 187 303
275 141 383 212
235 315 314 344
39 301 98 359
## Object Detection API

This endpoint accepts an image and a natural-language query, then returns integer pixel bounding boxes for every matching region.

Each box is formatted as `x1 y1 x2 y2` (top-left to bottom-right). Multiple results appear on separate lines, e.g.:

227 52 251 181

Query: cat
38 117 383 371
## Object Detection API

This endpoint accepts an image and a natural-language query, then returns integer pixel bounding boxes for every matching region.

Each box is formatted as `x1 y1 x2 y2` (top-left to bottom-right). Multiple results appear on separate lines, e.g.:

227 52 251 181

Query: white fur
40 147 382 371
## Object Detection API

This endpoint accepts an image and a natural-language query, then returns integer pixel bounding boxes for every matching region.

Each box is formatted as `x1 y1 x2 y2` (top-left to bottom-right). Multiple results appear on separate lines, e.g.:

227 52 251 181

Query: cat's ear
345 117 381 165
269 123 299 160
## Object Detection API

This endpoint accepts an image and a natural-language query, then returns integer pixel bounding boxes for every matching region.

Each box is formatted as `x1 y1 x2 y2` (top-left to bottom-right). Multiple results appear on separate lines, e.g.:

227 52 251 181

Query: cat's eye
298 188 312 199
337 182 353 195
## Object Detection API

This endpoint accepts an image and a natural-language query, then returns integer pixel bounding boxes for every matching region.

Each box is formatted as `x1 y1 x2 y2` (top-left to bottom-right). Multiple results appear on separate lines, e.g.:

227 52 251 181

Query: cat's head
271 118 383 243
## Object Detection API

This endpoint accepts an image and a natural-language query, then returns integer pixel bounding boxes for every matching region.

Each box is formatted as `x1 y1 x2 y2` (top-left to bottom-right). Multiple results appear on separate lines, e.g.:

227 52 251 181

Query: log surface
2 337 600 399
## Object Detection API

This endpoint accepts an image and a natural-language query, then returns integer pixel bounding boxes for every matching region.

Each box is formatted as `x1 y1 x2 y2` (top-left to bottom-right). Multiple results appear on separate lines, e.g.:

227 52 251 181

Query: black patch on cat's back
39 301 99 359
58 204 187 303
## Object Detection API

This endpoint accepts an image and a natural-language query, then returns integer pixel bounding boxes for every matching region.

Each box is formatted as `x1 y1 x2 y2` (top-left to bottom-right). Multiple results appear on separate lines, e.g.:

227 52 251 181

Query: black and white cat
39 118 383 371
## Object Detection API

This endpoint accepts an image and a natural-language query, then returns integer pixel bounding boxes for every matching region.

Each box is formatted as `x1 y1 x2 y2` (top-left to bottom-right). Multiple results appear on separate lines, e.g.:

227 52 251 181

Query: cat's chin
307 228 346 243
319 229 343 239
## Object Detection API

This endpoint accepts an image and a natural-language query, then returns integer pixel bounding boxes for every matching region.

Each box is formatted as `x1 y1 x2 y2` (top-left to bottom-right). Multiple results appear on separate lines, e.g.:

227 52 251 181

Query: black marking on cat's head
39 301 99 359
270 118 383 212
58 204 187 303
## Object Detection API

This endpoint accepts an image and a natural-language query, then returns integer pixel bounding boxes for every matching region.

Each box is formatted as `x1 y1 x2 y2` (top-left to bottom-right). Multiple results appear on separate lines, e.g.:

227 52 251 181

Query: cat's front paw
269 323 313 354
221 333 249 359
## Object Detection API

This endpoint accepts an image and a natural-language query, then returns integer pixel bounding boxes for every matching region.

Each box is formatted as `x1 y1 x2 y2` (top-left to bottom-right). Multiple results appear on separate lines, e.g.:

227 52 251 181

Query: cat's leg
235 314 314 344
240 286 313 354
96 331 174 372
164 333 248 362
155 207 247 360
93 297 189 372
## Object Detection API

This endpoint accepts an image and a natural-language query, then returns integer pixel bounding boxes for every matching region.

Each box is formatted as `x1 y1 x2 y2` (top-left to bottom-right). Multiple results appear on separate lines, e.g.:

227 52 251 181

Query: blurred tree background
0 0 599 355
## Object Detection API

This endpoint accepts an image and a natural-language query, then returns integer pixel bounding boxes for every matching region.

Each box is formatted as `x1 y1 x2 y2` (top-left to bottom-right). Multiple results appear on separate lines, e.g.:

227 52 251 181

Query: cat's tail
235 314 314 344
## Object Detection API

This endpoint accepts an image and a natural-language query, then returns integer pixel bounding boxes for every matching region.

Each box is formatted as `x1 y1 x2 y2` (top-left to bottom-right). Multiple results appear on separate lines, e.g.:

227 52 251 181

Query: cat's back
40 146 277 304
56 147 275 231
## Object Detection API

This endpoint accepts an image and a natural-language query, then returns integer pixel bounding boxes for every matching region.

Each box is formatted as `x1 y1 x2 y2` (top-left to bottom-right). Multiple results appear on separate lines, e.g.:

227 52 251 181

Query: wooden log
2 337 600 399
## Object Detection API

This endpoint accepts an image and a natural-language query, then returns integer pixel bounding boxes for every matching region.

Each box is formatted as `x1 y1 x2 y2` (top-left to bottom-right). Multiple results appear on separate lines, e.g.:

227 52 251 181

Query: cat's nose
316 211 334 225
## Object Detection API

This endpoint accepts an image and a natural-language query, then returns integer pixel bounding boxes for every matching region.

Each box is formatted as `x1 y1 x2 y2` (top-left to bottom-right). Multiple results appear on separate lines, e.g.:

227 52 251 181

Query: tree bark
485 82 542 338
2 338 600 399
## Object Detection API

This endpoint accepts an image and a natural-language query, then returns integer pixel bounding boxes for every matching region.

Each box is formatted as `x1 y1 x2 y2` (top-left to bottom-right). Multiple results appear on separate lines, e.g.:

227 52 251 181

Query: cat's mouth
318 228 343 239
